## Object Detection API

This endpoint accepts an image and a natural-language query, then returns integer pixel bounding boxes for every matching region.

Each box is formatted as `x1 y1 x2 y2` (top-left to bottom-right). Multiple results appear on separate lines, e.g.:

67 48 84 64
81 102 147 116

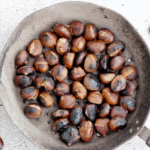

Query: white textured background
0 0 150 149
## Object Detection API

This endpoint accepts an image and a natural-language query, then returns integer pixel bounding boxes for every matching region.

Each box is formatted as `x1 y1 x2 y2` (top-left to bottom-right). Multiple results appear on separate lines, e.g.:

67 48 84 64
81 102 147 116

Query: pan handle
138 126 150 147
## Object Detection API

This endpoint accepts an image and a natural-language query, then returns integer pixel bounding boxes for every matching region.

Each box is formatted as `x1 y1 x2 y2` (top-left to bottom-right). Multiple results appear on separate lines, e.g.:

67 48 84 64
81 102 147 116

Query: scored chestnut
21 86 39 100
51 109 70 119
27 39 43 57
63 52 75 69
110 106 127 118
15 50 29 68
84 54 99 73
24 103 42 118
72 81 87 99
75 51 87 66
85 104 97 121
99 102 110 118
0 137 4 150
99 73 116 84
40 31 58 48
53 24 71 39
39 91 54 108
99 55 110 70
17 66 35 76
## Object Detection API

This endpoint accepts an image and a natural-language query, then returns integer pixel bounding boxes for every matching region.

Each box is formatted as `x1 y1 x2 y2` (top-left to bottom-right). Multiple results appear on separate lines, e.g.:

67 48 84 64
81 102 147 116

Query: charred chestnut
99 73 116 84
99 102 110 118
85 104 97 121
51 109 70 119
17 66 35 76
75 51 87 66
110 106 127 118
99 55 110 70
63 52 75 69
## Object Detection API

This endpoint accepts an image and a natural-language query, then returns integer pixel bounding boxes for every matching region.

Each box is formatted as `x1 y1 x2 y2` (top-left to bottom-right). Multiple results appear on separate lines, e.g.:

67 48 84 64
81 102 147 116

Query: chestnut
27 39 42 57
51 109 70 119
98 28 115 44
61 127 80 146
72 81 87 99
99 73 116 84
17 66 35 76
87 92 103 105
107 41 125 57
53 24 71 39
109 116 127 131
71 36 86 53
84 23 97 40
84 54 98 73
70 67 86 81
39 91 54 108
44 50 59 66
102 87 119 105
69 107 84 126
110 106 127 118
54 82 70 96
56 38 70 55
14 75 32 88
24 103 42 118
75 51 87 66
52 118 69 132
21 86 39 100
70 21 84 36
120 81 137 96
33 55 49 73
99 55 110 70
120 65 137 80
110 56 125 71
40 31 58 48
83 74 100 91
120 96 136 112
95 118 110 137
85 104 97 121
59 94 76 109
15 50 29 68
0 138 4 150
87 40 106 55
79 120 95 142
50 64 68 82
34 76 54 92
99 102 110 118
63 52 75 69
111 75 127 92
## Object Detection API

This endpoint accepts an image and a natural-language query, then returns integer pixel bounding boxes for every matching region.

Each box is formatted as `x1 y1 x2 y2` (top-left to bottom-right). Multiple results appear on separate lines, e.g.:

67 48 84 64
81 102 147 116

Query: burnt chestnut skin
110 106 127 118
51 109 70 119
99 102 110 118
63 52 75 69
99 55 110 70
0 138 4 150
85 104 97 121
75 51 87 66
17 66 35 76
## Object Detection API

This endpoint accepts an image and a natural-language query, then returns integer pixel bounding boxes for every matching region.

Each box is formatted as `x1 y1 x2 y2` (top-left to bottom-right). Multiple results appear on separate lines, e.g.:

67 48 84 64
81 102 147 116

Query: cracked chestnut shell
0 138 4 150
99 73 116 84
110 106 127 118
51 109 70 119
75 51 87 66
17 66 35 76
85 104 97 121
99 55 110 70
63 52 75 69
99 102 110 118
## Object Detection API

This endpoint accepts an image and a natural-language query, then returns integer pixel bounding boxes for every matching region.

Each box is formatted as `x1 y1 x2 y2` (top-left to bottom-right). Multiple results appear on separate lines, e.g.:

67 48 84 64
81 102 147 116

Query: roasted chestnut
27 39 43 57
15 50 29 68
44 50 59 66
72 81 87 99
0 138 4 150
102 87 119 105
85 104 97 121
51 109 70 119
120 96 136 112
52 118 69 132
21 86 39 100
84 54 98 73
87 40 106 55
120 65 137 80
70 21 84 36
40 31 58 48
99 102 110 118
87 92 103 105
70 67 86 81
99 73 116 84
83 74 100 91
79 120 95 142
14 75 32 88
56 38 70 55
71 36 86 53
24 103 42 118
95 118 110 137
110 56 125 71
54 82 70 96
34 76 54 92
59 94 76 109
84 24 97 40
61 127 80 146
39 91 54 108
17 66 35 76
75 51 87 66
33 55 49 73
107 41 125 57
109 116 127 131
50 64 68 82
53 24 71 39
99 55 110 70
63 52 75 69
70 107 84 126
110 106 127 118
98 29 115 44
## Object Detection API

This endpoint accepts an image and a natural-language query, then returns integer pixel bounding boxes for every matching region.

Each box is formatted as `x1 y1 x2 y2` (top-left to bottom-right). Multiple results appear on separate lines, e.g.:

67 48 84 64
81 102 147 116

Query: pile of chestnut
14 21 138 146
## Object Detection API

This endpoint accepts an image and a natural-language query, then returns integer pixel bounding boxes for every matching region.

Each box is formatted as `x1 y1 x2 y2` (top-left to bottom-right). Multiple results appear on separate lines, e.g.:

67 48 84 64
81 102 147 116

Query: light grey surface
0 0 150 150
